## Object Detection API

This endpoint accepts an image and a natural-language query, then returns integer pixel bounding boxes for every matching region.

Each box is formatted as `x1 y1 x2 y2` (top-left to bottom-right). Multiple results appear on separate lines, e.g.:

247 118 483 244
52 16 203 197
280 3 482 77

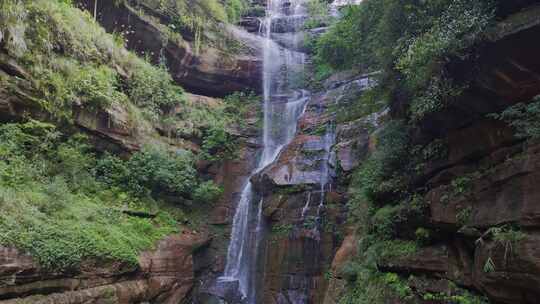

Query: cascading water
218 0 310 302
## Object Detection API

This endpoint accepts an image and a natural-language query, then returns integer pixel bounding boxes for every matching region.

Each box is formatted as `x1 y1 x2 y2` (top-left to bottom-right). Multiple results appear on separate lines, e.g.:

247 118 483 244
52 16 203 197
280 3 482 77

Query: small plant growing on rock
457 206 472 227
478 225 525 273
489 96 540 139
271 223 294 237
483 257 495 273
192 180 223 204
415 227 432 246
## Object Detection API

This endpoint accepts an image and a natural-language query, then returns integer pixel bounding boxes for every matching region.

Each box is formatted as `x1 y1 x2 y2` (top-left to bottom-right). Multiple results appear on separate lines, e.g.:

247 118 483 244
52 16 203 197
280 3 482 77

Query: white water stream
218 0 310 302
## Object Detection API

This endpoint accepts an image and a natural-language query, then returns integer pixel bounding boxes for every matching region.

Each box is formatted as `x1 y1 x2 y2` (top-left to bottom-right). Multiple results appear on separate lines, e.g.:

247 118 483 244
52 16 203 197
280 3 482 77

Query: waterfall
218 0 310 302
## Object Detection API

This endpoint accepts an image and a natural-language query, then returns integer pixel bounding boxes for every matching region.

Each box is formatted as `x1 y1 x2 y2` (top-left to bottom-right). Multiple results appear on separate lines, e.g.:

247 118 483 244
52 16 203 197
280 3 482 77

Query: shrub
489 96 540 139
304 0 333 29
201 125 237 161
415 227 432 245
125 147 197 197
225 0 248 23
127 60 184 116
0 123 179 270
352 120 410 203
0 0 28 57
313 0 495 121
95 153 129 187
193 180 223 203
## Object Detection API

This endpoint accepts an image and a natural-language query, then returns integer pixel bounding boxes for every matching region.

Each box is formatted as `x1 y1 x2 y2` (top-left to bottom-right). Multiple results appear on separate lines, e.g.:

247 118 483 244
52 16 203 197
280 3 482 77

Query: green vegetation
271 223 294 237
0 120 223 271
304 0 334 30
1 0 235 141
481 225 526 273
423 290 490 304
339 269 414 304
350 120 410 205
135 0 250 54
341 120 425 302
126 59 184 116
457 207 472 226
0 122 181 270
0 0 232 272
313 0 496 122
489 96 540 139
415 227 432 246
198 91 260 161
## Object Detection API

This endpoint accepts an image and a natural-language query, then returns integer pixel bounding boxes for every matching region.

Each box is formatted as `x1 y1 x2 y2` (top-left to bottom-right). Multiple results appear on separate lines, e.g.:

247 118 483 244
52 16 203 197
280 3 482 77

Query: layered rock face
75 0 263 97
0 60 218 155
0 2 263 303
249 73 379 303
0 231 209 304
245 4 540 304
369 5 540 304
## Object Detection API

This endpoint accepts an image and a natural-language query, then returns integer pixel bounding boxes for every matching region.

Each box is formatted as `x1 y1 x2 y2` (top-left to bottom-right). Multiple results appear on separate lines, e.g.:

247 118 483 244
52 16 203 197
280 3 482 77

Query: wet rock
330 232 358 275
253 134 332 191
417 12 540 136
199 278 245 304
270 15 307 33
427 142 540 230
334 117 372 172
270 32 307 52
239 17 263 33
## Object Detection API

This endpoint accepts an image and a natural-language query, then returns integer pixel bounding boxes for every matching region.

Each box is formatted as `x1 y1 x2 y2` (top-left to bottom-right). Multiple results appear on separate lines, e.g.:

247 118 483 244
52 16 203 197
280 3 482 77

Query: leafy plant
489 96 540 139
415 227 432 246
127 59 184 116
193 180 223 203
201 125 237 161
304 0 333 30
0 122 179 270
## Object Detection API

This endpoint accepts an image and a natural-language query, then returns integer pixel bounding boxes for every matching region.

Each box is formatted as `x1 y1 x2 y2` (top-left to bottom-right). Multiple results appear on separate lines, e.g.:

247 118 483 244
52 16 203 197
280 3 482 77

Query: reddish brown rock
0 231 209 303
75 0 262 97
427 142 540 230
330 231 357 275
254 134 328 191
334 117 373 172
473 231 540 304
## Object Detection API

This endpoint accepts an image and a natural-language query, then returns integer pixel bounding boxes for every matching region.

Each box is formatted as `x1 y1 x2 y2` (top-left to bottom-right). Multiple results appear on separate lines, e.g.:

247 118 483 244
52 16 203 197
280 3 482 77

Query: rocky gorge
2 0 540 304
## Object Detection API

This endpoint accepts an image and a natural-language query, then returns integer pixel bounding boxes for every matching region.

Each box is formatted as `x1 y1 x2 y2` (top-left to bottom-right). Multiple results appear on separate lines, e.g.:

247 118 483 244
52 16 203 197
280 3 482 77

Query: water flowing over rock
212 0 310 302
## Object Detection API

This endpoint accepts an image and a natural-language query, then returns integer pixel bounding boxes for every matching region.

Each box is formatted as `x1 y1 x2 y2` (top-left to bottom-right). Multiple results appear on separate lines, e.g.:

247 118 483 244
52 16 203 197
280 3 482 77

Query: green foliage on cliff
0 122 182 270
97 148 197 197
489 96 540 139
341 122 431 303
0 0 185 121
96 148 223 202
135 0 250 53
313 0 495 122
127 59 185 116
1 0 236 146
